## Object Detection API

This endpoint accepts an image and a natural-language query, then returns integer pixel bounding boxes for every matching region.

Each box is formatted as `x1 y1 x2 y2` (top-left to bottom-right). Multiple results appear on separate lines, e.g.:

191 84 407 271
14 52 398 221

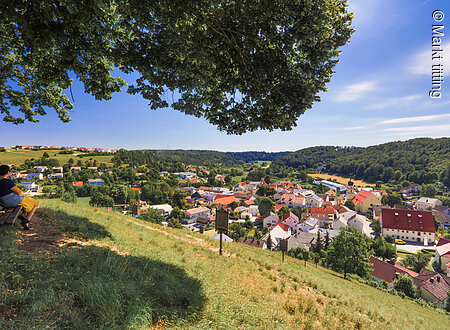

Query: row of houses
10 145 116 152
370 252 450 308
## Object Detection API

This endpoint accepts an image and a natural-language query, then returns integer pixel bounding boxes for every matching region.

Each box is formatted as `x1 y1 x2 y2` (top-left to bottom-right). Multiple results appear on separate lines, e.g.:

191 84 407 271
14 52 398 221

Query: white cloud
381 113 450 124
336 125 368 130
365 94 421 110
407 41 450 76
335 81 378 102
383 124 450 134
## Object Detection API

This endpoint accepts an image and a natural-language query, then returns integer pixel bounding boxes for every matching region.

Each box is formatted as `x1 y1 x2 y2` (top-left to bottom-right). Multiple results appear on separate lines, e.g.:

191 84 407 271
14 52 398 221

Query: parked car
395 239 406 245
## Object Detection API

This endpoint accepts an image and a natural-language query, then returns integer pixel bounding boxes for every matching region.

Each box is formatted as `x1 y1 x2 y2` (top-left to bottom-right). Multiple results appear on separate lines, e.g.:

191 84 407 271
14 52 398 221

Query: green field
0 149 114 167
0 200 448 328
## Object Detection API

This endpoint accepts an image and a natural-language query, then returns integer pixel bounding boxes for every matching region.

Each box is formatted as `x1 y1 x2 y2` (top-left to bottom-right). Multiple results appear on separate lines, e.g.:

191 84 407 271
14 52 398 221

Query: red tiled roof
381 208 435 233
311 207 335 215
243 200 254 206
393 264 418 277
353 190 372 204
282 211 299 222
214 194 232 200
369 257 413 283
184 207 210 215
72 181 83 186
421 274 450 302
275 204 285 211
132 187 142 191
214 196 239 206
437 238 450 247
272 222 290 232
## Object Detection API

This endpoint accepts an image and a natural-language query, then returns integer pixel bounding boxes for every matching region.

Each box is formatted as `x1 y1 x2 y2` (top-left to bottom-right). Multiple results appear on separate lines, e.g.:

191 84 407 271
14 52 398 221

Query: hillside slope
1 200 449 329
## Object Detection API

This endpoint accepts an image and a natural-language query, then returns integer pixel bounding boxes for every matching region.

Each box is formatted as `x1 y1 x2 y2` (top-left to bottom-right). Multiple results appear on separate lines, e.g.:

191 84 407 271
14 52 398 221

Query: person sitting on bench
0 165 38 230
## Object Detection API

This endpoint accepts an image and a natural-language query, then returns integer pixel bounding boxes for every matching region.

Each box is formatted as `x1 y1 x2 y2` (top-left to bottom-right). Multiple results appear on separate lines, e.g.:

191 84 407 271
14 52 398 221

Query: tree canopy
1 0 353 134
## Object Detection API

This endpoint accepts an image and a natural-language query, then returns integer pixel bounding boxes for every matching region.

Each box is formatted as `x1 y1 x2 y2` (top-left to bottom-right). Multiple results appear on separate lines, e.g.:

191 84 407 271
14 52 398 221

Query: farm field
0 149 114 167
308 173 375 187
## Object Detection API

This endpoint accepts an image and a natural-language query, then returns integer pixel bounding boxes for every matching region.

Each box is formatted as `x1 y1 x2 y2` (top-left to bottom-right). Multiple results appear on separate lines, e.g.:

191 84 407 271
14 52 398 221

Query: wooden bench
0 205 23 226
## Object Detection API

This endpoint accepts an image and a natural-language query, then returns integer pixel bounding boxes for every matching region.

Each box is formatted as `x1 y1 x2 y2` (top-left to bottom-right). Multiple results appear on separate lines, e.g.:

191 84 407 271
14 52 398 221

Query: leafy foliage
393 274 416 298
402 252 431 273
326 226 372 279
1 0 353 134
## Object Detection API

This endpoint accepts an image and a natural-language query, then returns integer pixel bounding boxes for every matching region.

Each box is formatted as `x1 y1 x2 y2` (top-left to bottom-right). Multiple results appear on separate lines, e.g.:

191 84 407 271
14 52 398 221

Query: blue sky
1 0 449 152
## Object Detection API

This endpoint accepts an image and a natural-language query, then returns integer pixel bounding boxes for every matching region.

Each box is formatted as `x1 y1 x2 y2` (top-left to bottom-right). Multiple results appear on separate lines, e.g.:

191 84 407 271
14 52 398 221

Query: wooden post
219 232 223 256
282 251 285 262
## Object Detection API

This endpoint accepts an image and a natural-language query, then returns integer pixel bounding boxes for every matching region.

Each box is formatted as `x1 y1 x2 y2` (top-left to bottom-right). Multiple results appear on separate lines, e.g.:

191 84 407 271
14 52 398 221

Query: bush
393 274 416 298
139 209 165 225
61 191 77 203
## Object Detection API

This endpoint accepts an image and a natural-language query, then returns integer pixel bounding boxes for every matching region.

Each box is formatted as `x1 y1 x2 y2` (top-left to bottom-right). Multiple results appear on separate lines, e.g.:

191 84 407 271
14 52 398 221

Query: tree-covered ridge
114 150 292 167
272 138 450 184
225 151 291 163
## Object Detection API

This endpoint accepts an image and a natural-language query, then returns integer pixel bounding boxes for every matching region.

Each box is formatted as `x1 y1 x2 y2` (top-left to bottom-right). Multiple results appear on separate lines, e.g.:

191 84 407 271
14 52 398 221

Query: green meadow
0 199 448 329
0 149 114 167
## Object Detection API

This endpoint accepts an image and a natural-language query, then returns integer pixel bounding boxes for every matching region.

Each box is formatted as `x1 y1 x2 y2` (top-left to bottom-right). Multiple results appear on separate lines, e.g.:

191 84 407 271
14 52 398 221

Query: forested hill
139 150 290 166
271 138 450 184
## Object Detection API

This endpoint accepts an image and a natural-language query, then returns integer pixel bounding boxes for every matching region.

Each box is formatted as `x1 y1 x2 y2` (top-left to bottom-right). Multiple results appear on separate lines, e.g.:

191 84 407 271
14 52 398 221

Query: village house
53 167 63 173
416 197 442 211
277 193 305 208
352 190 381 213
298 217 319 232
87 178 104 186
33 166 48 172
70 166 82 171
183 206 211 224
25 173 43 180
148 204 173 215
333 212 366 232
233 190 253 201
301 213 330 229
265 222 291 250
434 210 450 227
413 268 450 308
238 237 266 249
262 212 280 228
305 195 323 208
369 257 418 288
380 208 436 244
212 196 240 209
21 182 39 192
402 184 421 197
286 232 317 251
281 211 300 233
249 205 260 217
48 173 64 180
435 238 450 276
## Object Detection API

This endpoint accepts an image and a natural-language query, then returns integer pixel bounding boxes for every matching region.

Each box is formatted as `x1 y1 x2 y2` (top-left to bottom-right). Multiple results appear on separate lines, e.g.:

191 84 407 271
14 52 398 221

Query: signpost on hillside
215 208 229 256
280 239 288 262
302 250 309 266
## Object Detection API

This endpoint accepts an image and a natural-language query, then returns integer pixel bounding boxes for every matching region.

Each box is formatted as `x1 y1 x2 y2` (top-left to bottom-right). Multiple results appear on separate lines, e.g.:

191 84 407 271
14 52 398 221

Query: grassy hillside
1 200 449 328
0 149 114 167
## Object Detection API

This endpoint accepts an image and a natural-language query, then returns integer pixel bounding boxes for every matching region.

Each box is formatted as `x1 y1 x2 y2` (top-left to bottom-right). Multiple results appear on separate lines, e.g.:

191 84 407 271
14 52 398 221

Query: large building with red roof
380 208 435 244
352 190 381 213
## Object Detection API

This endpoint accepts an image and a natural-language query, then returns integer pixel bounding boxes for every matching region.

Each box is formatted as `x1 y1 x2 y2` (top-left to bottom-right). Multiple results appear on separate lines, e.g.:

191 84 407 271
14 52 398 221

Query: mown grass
1 200 449 329
0 149 113 167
